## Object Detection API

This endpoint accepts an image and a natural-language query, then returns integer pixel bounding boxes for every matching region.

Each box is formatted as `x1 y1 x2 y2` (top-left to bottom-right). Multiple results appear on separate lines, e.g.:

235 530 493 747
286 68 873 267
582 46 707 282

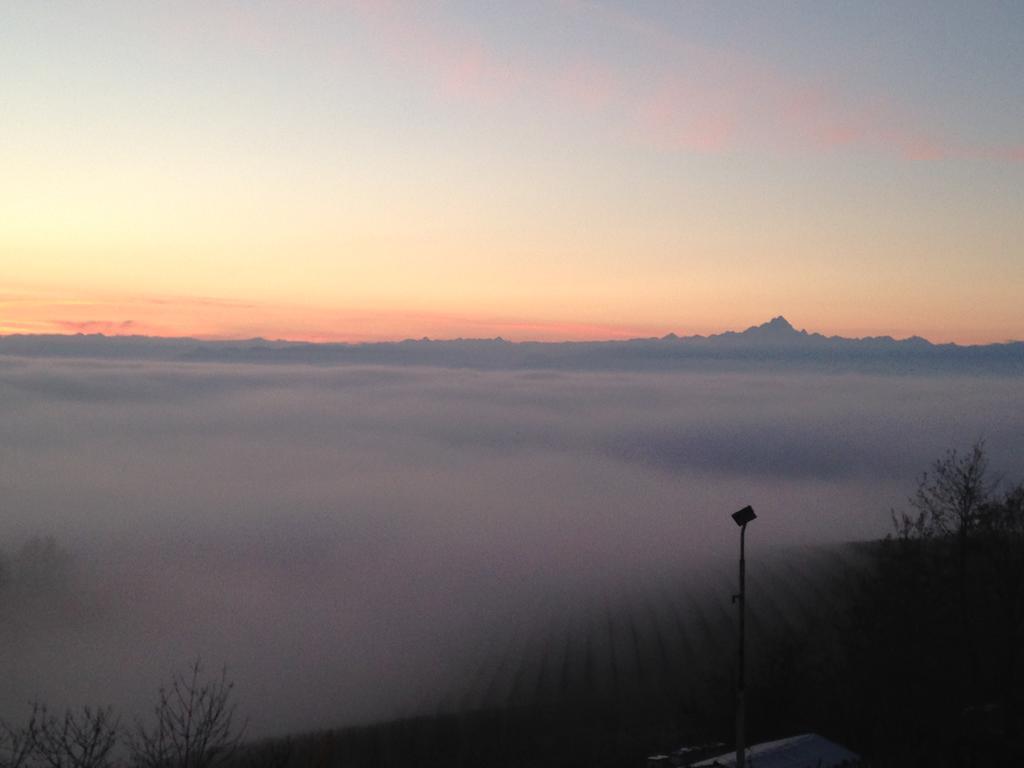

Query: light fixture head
732 505 756 527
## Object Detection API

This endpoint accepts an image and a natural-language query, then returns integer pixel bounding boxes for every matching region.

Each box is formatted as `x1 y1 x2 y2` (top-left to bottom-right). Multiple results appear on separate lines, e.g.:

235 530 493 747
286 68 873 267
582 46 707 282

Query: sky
2 0 1022 343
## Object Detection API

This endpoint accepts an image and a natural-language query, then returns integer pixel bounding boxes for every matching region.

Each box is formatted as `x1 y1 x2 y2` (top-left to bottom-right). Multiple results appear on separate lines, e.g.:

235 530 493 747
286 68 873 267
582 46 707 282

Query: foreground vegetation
1 660 241 768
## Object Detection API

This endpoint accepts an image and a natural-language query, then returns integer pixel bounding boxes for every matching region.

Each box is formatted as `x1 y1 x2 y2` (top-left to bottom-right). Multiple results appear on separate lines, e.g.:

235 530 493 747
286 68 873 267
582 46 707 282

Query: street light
731 505 756 768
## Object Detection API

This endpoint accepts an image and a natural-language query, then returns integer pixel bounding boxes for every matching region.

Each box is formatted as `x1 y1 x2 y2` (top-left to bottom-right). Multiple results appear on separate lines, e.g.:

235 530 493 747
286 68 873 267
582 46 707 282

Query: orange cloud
0 288 665 343
55 320 139 335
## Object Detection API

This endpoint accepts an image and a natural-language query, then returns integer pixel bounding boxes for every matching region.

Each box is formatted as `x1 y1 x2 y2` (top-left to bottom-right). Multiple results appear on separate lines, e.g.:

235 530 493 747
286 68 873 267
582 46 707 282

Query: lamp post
731 505 756 768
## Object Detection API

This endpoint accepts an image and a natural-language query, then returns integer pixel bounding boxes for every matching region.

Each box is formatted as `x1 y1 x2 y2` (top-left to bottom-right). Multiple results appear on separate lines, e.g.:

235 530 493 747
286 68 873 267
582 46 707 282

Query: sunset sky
2 1 1022 343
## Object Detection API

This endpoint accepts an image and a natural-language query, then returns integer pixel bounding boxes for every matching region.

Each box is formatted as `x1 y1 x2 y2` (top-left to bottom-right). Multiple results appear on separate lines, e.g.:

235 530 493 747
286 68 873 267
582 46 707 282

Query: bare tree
907 440 992 544
0 717 34 768
893 441 996 699
128 659 244 768
24 704 118 768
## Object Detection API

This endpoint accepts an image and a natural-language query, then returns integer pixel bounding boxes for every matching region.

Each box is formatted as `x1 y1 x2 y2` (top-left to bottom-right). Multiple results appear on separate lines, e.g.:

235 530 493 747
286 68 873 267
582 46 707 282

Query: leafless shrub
0 717 34 768
907 440 992 542
24 704 118 768
127 659 244 768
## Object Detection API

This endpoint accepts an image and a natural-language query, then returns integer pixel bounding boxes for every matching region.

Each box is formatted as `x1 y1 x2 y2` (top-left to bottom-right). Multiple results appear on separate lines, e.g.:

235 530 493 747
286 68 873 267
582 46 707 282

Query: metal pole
736 522 746 768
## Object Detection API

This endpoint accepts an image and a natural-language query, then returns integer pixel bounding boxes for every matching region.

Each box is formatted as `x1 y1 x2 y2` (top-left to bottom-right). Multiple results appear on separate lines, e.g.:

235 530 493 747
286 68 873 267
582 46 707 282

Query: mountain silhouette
708 315 814 345
743 315 801 337
1 318 1021 373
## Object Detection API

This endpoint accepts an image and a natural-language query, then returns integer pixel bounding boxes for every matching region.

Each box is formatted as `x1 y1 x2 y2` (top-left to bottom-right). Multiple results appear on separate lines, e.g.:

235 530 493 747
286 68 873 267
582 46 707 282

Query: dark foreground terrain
235 474 1024 767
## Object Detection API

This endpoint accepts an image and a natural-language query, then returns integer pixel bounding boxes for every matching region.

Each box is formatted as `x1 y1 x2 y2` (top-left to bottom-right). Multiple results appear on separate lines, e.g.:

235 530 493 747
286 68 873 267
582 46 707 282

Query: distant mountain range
1 316 1021 373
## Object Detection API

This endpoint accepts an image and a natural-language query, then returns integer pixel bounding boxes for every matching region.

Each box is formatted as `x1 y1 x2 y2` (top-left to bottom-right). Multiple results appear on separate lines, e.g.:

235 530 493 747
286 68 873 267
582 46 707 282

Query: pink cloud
636 73 743 154
153 1 1019 164
347 1 529 107
549 59 622 113
898 135 953 162
774 84 873 150
1000 144 1024 162
345 2 1020 163
969 143 1024 163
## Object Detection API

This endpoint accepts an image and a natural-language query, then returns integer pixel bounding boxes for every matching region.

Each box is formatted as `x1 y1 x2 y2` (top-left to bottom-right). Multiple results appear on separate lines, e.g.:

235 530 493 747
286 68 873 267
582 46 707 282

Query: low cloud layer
0 358 1021 735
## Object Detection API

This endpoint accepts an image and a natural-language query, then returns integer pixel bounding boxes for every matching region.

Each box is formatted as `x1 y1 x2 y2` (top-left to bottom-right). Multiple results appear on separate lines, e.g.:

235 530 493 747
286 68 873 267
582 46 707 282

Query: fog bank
1 358 1021 735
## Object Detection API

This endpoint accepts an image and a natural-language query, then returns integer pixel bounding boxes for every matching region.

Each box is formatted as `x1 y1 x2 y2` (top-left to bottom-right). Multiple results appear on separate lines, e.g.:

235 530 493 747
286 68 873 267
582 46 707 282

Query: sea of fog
0 358 1021 736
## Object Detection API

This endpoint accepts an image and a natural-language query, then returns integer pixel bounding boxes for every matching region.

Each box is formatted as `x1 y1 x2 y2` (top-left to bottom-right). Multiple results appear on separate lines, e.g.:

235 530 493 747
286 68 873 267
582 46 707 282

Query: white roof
690 733 859 768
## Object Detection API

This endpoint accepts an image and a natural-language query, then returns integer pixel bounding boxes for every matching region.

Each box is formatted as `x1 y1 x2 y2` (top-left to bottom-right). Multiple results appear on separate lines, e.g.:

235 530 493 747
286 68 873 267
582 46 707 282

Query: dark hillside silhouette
228 442 1024 767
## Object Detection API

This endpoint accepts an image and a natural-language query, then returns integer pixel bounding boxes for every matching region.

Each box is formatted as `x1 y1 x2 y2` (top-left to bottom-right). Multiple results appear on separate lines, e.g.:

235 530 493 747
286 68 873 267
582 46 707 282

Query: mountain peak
764 315 794 331
740 315 803 338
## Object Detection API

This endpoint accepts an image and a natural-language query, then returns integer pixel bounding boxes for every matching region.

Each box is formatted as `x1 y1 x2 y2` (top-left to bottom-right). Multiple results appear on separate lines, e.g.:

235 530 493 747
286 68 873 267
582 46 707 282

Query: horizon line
1 320 1020 349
